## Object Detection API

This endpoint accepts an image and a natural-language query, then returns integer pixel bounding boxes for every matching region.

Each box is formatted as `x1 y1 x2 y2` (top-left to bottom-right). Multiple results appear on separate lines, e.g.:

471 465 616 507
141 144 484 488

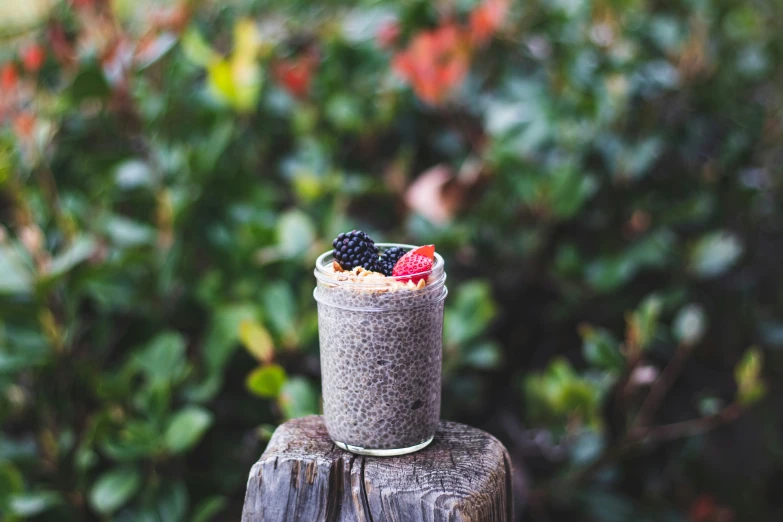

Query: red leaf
21 44 46 73
392 23 471 105
469 0 509 45
1 63 18 91
273 53 318 99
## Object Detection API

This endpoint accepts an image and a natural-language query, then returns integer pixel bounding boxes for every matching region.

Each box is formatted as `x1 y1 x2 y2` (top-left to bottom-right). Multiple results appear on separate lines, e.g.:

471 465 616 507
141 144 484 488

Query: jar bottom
332 435 434 457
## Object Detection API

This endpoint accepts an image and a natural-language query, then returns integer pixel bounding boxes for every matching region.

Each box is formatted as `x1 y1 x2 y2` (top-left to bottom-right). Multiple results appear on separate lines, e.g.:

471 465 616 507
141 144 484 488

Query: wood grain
241 415 514 522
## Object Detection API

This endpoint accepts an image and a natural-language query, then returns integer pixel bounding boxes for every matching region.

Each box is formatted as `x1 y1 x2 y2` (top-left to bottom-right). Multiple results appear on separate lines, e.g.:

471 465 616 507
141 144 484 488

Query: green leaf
181 28 219 66
276 210 315 258
484 80 552 154
735 348 766 405
326 94 363 131
238 319 274 363
0 244 33 294
672 304 707 346
444 281 497 345
76 445 98 471
586 231 675 292
600 137 664 181
155 482 188 522
47 236 96 278
649 16 685 53
114 159 154 190
554 243 583 277
621 138 663 180
101 421 160 461
628 294 662 350
135 332 187 385
0 346 49 373
89 467 142 515
187 303 258 401
462 341 503 369
277 377 318 419
523 358 604 433
585 256 634 293
689 231 743 278
627 230 675 267
0 464 24 496
246 364 287 398
190 496 227 522
203 304 257 372
193 122 234 173
262 282 296 337
104 216 156 247
548 167 597 219
70 67 111 101
581 326 624 373
8 491 61 517
164 407 213 454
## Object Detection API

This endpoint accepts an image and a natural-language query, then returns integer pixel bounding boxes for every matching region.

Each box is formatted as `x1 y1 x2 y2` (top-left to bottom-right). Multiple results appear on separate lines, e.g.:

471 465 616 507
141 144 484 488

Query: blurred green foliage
0 0 782 520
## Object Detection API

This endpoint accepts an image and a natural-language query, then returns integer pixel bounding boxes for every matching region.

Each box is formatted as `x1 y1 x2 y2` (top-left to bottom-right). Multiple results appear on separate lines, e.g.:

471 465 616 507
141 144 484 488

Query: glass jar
313 244 447 456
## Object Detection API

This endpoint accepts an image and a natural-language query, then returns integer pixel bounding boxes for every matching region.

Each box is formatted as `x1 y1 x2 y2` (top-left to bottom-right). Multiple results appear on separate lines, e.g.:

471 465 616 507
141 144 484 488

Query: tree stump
241 415 514 522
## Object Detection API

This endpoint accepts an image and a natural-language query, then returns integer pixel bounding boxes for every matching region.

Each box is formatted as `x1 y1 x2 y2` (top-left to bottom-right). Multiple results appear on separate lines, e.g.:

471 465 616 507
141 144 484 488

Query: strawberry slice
392 245 435 283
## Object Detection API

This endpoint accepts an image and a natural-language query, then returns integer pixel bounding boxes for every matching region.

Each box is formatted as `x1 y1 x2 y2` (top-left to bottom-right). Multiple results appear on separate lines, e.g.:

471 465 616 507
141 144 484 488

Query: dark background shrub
0 0 781 520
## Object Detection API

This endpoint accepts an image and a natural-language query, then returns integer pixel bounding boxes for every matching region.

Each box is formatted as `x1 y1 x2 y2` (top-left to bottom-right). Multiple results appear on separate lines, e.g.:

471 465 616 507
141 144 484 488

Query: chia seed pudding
313 243 447 456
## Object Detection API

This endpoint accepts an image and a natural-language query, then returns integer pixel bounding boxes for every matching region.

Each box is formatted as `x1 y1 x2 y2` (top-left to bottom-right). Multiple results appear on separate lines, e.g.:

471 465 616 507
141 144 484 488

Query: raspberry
332 230 379 271
377 247 406 276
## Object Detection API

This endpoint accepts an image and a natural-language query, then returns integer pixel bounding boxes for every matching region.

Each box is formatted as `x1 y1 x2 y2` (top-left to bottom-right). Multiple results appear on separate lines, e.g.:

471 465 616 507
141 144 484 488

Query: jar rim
314 242 445 287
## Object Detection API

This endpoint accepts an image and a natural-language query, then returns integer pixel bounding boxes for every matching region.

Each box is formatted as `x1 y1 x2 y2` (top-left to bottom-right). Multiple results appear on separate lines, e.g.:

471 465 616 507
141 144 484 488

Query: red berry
392 248 435 284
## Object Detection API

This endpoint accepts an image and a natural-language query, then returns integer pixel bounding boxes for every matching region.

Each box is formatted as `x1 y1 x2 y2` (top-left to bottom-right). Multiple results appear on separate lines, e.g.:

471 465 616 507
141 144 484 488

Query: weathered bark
241 415 515 522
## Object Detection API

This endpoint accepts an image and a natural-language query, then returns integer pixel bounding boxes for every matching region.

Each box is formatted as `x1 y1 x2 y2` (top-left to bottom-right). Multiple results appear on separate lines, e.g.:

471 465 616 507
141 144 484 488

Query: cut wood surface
241 415 514 522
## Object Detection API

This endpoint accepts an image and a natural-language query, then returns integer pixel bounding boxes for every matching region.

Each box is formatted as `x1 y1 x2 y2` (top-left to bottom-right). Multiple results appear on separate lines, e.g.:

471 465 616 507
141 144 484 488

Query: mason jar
313 243 447 456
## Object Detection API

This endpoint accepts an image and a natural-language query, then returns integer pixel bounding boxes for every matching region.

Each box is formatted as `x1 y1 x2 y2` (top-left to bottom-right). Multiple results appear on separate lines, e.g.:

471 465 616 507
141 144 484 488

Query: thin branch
559 402 745 491
630 402 744 443
632 343 694 430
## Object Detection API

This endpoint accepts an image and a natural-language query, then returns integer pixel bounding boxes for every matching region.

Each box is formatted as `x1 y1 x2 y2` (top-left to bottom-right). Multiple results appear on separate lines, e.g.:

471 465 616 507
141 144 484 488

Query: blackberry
332 230 380 271
377 246 407 276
